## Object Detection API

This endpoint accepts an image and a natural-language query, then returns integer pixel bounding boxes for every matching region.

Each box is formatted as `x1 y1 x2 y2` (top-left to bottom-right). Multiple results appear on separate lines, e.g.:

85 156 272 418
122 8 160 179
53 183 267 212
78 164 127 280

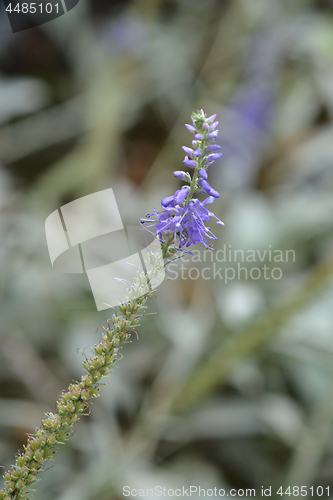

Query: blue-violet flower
142 109 224 250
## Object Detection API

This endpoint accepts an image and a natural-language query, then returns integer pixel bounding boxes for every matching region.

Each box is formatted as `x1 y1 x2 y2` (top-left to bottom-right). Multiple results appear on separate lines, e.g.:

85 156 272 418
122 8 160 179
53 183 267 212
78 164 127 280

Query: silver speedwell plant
0 109 224 500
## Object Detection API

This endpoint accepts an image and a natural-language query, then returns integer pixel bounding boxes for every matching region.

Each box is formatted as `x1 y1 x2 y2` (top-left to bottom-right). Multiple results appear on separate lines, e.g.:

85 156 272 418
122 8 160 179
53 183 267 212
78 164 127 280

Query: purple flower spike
198 179 213 194
206 130 219 139
183 156 197 168
209 188 220 198
198 168 208 180
182 146 194 155
144 109 224 250
207 153 223 161
173 170 188 180
206 144 221 152
185 124 196 133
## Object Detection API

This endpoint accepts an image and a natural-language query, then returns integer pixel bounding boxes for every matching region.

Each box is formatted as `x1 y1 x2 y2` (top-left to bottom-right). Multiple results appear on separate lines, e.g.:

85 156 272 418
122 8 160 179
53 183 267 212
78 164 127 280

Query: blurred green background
1 0 333 499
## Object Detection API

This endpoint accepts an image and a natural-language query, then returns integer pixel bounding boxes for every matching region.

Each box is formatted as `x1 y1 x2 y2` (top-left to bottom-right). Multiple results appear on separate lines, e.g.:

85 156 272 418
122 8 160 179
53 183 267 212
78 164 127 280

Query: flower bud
4 473 11 482
29 460 40 471
17 492 28 500
185 124 196 133
206 130 218 139
16 456 26 467
209 188 220 198
47 433 58 445
207 113 217 123
182 146 193 155
43 447 55 458
57 431 67 441
38 436 46 447
209 121 218 130
206 144 221 152
27 473 36 483
29 439 38 450
207 153 223 161
24 449 34 460
183 157 197 168
198 179 213 194
61 416 72 427
82 375 94 386
5 482 15 493
75 401 86 412
198 168 208 180
173 170 188 181
34 449 44 462
80 389 91 400
71 388 80 400
89 387 99 397
66 401 75 412
16 479 25 490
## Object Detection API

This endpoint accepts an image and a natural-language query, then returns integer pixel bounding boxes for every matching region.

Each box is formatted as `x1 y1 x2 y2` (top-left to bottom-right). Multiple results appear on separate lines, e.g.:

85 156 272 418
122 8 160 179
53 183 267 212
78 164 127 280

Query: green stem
0 277 152 500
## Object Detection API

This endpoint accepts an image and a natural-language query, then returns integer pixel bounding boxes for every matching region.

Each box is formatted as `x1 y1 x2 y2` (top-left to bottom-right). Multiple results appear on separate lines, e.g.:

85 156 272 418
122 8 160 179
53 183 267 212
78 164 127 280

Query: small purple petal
203 123 209 130
198 179 213 194
185 124 196 133
194 133 204 140
207 114 217 124
202 196 215 205
182 146 194 155
207 153 223 161
161 196 175 207
209 188 220 198
183 156 197 168
198 168 208 180
194 148 202 156
173 170 188 180
206 144 221 152
174 186 190 204
209 121 219 131
206 130 219 139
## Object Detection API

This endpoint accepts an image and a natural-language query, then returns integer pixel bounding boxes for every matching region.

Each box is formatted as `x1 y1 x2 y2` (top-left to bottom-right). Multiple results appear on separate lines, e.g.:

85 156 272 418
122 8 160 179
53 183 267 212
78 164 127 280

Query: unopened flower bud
182 146 194 155
34 449 44 462
207 113 217 123
57 431 67 441
71 388 80 400
183 157 197 168
185 124 196 133
6 482 15 493
29 439 38 450
47 433 58 445
16 479 25 490
16 456 26 467
43 447 55 458
198 168 208 180
66 400 75 412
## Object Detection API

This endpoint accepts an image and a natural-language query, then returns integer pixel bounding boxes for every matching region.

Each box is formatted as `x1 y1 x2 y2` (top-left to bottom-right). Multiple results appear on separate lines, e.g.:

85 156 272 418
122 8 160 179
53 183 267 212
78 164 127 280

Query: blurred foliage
1 0 333 499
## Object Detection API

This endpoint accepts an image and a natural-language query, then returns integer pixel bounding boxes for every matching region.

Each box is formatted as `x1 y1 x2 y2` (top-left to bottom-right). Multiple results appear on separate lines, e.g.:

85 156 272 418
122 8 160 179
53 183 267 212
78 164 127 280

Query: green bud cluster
0 267 154 500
